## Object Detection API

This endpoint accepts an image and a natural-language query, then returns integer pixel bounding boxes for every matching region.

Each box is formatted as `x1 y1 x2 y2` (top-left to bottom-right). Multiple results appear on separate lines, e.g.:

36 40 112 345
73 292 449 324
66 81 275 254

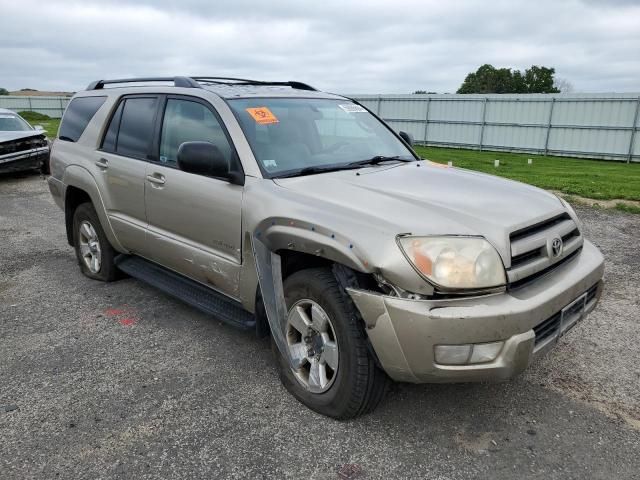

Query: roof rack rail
86 76 201 90
190 76 262 84
85 76 318 92
191 77 318 91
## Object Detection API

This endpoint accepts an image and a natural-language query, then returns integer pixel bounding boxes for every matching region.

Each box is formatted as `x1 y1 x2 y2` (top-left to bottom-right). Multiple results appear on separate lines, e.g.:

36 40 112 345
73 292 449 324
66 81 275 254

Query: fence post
59 97 65 118
628 97 640 164
479 97 488 151
27 96 33 112
376 95 382 115
423 97 431 145
543 97 556 156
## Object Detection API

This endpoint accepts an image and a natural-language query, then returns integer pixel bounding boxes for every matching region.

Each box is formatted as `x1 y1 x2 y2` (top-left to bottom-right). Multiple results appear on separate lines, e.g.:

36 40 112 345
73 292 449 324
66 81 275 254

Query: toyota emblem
551 237 563 257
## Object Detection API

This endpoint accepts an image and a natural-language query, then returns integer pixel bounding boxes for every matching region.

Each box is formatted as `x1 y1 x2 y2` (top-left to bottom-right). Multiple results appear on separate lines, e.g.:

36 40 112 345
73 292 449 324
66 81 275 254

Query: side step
115 255 256 330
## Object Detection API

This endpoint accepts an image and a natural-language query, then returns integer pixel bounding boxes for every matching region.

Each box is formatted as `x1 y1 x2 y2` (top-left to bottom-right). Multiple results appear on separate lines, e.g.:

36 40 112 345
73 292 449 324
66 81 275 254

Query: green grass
18 111 60 138
615 203 640 214
414 146 640 202
18 111 51 122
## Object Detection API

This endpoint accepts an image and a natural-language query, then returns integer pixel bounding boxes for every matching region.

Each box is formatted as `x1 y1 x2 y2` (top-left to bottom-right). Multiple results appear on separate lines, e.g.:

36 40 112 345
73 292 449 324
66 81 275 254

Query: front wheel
273 268 389 419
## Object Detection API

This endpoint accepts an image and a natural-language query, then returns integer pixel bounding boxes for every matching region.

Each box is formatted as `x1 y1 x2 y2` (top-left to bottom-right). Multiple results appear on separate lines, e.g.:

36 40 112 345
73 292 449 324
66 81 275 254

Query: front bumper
0 147 49 173
347 240 604 383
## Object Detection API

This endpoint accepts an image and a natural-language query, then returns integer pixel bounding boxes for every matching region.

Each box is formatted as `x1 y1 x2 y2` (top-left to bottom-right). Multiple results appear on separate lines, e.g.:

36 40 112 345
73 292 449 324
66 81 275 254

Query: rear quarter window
59 96 107 142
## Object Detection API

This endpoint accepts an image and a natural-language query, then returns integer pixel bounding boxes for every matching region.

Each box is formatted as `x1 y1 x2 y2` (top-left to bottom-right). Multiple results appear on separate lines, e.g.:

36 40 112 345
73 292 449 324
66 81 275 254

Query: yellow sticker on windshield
246 107 279 125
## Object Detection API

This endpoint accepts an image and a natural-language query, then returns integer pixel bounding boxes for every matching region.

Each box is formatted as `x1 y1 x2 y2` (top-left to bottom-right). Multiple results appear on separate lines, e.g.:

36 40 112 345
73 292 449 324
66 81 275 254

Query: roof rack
86 77 201 90
190 76 262 84
191 77 318 91
86 76 318 92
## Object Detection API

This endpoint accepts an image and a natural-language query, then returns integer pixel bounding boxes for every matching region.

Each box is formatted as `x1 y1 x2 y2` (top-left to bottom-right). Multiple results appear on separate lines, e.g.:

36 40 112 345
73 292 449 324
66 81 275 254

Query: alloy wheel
78 220 102 273
285 299 339 393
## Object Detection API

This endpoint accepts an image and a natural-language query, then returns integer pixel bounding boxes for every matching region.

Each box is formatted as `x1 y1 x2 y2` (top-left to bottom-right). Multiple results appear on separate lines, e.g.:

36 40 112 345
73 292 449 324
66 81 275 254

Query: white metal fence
349 93 640 163
3 93 639 162
0 96 71 118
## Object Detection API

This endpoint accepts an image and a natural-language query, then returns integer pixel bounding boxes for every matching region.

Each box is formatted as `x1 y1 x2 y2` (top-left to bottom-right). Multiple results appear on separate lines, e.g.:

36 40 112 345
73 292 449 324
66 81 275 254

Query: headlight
398 236 506 290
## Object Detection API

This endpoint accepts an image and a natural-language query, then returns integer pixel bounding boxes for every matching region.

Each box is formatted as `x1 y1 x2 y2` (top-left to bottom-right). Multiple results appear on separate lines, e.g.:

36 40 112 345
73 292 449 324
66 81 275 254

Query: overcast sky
1 0 639 94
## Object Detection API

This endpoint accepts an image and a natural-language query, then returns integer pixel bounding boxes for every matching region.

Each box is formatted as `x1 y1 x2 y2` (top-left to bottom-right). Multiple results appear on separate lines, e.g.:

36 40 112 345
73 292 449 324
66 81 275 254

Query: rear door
143 95 244 299
94 95 159 253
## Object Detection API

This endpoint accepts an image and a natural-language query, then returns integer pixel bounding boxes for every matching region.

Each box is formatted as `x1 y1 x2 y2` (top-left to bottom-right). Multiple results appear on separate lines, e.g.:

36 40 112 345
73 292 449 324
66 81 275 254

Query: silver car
47 76 604 419
0 108 50 174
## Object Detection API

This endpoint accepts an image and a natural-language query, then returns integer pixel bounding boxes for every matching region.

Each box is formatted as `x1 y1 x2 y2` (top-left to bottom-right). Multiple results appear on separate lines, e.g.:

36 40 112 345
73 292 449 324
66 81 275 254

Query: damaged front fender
251 235 292 366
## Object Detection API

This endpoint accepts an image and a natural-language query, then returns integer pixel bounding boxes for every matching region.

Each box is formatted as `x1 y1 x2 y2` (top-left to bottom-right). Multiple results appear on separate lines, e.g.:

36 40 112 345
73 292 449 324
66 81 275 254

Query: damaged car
0 108 50 174
47 77 604 419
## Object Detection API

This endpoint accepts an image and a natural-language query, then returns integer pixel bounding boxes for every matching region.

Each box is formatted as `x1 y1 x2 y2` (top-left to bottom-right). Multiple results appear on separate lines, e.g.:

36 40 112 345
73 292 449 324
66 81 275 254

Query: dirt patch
0 250 71 277
553 190 640 211
454 430 497 454
549 372 640 431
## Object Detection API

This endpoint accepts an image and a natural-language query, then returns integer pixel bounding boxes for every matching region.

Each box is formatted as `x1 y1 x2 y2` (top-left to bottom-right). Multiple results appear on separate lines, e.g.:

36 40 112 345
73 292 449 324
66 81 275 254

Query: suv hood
273 162 565 264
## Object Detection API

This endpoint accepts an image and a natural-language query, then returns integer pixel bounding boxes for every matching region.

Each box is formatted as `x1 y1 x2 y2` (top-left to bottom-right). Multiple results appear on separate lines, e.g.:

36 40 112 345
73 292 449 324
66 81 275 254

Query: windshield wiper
273 164 361 179
272 156 414 179
347 155 414 167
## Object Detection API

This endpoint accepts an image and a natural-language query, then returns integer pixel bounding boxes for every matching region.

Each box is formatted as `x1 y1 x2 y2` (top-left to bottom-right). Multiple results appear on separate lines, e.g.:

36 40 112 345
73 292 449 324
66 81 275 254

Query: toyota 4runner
48 76 604 419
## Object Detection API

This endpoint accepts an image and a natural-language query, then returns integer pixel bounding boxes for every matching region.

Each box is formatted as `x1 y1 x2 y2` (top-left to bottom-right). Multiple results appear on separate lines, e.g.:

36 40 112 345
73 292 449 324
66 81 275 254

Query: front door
144 96 244 299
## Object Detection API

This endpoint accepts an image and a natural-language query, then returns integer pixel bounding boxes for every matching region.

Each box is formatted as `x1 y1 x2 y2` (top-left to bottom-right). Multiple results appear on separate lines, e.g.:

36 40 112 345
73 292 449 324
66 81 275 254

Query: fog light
469 341 503 363
434 345 472 365
434 341 504 365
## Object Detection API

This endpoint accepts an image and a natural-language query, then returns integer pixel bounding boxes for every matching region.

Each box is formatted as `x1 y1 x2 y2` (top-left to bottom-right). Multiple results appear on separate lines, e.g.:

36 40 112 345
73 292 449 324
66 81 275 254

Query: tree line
414 64 572 94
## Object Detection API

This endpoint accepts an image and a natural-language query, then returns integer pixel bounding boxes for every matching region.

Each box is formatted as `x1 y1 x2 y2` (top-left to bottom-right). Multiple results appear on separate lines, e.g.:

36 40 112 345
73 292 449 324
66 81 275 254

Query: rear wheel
273 267 389 419
72 202 119 282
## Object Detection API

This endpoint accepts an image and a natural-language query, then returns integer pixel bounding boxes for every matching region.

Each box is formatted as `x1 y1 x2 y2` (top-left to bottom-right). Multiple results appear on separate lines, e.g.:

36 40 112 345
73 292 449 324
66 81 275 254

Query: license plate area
560 292 587 335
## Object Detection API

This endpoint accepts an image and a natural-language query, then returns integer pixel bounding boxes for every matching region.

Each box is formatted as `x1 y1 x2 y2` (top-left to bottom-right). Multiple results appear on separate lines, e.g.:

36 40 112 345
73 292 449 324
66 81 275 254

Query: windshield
0 113 32 132
228 98 415 177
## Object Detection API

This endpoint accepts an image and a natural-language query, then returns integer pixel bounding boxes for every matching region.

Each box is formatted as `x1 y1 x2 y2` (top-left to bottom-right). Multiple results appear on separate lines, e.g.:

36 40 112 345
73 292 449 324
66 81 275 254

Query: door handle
95 158 108 169
146 174 166 186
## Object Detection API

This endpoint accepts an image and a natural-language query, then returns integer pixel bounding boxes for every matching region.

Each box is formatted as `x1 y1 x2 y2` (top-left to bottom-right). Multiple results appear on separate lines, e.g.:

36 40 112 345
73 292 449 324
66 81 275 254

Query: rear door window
113 97 158 159
59 96 106 142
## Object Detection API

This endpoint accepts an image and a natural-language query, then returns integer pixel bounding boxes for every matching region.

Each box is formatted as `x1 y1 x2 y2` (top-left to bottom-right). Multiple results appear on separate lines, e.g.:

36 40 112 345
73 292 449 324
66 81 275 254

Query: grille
533 283 599 347
507 213 583 287
585 282 599 305
533 311 561 345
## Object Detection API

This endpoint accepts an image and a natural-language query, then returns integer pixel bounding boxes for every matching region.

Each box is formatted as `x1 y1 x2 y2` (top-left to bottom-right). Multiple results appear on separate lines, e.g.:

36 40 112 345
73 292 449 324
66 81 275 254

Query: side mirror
177 141 243 184
34 125 45 131
399 131 414 147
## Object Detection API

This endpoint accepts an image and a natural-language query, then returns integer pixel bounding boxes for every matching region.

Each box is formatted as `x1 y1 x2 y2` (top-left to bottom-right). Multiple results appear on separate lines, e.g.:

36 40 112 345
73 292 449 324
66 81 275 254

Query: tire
72 202 119 282
272 267 389 419
40 155 50 175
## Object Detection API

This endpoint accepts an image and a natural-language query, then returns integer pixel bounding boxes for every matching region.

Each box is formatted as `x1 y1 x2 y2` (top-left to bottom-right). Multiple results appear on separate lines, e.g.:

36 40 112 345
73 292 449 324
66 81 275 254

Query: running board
115 255 255 330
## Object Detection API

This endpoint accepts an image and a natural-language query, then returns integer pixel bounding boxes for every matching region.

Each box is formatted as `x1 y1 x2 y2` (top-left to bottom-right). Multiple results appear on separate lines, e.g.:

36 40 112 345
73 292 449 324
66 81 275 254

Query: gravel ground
1 174 639 480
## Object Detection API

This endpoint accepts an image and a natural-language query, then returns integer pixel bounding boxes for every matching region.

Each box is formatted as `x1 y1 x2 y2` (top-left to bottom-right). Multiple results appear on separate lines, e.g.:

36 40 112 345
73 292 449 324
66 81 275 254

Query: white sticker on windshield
338 104 367 113
263 159 278 169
